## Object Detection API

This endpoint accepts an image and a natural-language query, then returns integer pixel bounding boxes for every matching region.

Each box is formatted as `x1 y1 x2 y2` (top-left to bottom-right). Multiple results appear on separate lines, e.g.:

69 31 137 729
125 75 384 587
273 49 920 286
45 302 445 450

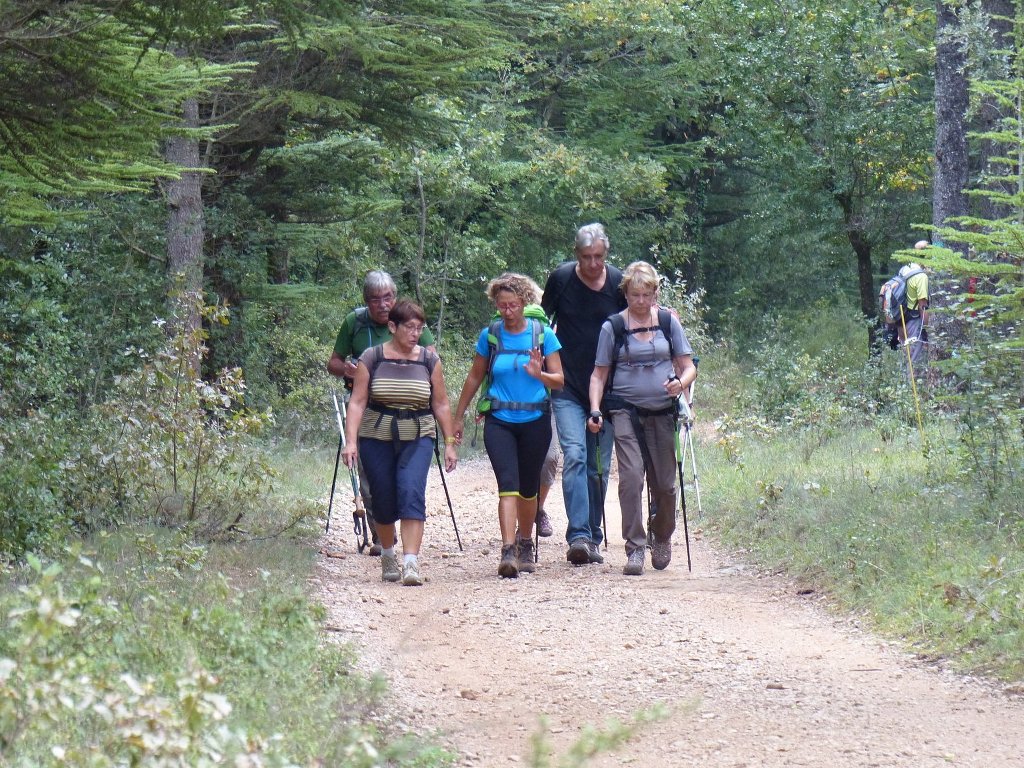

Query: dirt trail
311 455 1024 768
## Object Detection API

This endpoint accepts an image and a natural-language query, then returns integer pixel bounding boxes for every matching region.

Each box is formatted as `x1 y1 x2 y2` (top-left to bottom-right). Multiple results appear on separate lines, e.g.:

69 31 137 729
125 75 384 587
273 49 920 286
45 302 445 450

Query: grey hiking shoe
566 538 590 565
402 558 424 586
498 544 520 578
381 553 402 582
623 548 645 576
651 538 672 570
587 541 604 564
535 509 554 537
517 538 536 573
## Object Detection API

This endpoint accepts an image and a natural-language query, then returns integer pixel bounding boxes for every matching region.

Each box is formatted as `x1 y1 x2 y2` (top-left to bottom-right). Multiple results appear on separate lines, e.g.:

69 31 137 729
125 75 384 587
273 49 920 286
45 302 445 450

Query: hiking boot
535 508 554 538
651 538 672 570
587 541 605 564
381 553 402 582
517 538 536 573
498 544 520 578
402 558 424 586
367 518 382 556
623 548 645 576
566 538 590 565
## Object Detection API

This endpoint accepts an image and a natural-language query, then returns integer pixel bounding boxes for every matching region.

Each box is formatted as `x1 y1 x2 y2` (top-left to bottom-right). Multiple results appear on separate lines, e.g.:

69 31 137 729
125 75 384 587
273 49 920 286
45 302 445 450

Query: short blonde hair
620 261 660 294
486 273 541 305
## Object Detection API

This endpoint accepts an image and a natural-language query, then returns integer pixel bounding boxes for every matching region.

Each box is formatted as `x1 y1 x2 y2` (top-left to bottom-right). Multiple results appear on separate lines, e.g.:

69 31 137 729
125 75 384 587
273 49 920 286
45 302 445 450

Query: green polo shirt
332 308 436 359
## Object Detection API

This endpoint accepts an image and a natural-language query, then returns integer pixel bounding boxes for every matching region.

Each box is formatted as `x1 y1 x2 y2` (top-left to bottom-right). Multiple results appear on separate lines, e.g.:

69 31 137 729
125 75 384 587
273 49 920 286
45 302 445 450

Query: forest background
0 1 1022 765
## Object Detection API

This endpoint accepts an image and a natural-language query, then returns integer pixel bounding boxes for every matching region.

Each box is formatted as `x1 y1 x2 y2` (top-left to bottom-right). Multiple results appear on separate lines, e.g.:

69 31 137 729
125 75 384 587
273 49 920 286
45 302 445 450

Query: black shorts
483 414 552 498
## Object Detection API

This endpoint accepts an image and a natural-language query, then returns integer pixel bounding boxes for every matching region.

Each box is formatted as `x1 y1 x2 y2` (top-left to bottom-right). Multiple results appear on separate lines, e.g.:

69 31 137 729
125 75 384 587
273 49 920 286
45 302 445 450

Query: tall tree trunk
165 97 205 373
836 192 878 349
934 0 971 253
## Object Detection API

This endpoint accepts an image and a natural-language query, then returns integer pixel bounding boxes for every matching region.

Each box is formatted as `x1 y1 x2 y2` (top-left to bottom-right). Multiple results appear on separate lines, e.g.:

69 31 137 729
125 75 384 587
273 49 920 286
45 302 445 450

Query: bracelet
444 436 457 445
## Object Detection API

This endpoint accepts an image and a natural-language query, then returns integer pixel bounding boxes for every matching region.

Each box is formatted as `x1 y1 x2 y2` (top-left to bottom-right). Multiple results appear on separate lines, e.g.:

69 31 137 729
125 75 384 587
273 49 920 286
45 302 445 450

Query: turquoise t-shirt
475 323 561 423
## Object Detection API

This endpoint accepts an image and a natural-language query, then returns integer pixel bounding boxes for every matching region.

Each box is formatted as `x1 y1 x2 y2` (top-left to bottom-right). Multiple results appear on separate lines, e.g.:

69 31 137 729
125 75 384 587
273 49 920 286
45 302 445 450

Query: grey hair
362 270 397 301
575 222 609 252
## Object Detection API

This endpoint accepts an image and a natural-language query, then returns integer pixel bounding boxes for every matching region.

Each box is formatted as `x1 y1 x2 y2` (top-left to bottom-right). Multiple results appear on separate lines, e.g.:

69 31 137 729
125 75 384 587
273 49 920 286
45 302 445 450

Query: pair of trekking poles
325 390 463 552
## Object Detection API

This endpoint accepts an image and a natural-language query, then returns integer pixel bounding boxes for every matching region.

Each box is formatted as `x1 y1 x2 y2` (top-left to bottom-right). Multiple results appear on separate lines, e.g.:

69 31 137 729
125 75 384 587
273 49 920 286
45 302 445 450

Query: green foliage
702 0 933 339
702 324 1024 680
72 299 282 538
0 536 448 766
0 2 245 225
0 414 71 562
900 8 1024 512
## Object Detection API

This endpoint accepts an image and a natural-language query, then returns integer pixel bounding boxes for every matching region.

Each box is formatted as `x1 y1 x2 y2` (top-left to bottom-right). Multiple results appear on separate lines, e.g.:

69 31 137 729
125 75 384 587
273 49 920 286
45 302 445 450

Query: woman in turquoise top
454 274 564 578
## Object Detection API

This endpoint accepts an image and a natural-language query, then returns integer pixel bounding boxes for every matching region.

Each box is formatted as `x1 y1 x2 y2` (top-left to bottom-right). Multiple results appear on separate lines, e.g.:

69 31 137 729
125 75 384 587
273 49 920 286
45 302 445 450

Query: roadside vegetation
3 1 1023 763
699 318 1023 681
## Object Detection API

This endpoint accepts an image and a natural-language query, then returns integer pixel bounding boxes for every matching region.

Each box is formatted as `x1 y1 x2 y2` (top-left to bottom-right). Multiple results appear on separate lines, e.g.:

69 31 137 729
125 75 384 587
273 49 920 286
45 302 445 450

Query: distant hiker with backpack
878 245 929 376
341 300 458 586
542 223 627 566
587 261 696 576
328 271 437 555
453 274 564 578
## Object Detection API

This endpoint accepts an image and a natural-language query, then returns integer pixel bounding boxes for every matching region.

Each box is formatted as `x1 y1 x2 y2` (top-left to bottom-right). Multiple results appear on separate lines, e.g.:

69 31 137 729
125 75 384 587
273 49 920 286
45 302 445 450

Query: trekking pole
433 428 464 551
898 306 926 440
330 392 370 552
678 393 704 521
595 425 608 551
673 399 692 572
326 398 344 536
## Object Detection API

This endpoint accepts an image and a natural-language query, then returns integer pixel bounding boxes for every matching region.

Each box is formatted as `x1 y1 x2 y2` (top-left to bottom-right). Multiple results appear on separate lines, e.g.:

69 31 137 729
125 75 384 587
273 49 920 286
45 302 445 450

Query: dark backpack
341 307 375 390
878 268 924 326
477 304 550 414
605 308 676 392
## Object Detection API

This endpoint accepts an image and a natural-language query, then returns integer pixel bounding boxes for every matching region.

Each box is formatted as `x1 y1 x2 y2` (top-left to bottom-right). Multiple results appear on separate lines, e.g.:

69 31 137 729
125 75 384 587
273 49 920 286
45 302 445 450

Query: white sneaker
402 558 424 586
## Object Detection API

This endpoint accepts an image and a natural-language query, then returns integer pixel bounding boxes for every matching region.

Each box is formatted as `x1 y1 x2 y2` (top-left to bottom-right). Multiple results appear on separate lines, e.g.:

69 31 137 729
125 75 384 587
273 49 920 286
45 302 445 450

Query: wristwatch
590 410 603 421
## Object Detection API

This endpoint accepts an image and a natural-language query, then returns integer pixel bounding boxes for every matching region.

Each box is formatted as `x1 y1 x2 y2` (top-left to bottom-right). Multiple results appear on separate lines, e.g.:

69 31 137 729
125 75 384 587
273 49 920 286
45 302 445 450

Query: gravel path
311 455 1024 767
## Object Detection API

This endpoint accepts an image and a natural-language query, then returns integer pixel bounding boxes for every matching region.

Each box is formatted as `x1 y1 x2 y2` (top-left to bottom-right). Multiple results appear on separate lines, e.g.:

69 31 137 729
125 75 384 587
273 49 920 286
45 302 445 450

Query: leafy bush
0 537 450 766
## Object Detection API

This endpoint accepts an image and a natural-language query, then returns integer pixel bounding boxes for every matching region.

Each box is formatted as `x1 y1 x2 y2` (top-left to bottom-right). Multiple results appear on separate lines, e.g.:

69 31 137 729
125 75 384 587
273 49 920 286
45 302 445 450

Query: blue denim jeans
552 395 613 545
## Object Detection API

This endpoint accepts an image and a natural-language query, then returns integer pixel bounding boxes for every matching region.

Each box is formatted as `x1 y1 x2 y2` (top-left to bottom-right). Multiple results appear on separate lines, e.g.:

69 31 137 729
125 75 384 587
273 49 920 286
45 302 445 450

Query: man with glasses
328 270 436 555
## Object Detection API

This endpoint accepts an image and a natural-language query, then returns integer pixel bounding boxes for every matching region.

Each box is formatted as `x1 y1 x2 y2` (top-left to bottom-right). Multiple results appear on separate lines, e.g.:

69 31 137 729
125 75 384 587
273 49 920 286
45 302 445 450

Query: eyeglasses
367 293 395 305
399 322 426 334
496 302 522 312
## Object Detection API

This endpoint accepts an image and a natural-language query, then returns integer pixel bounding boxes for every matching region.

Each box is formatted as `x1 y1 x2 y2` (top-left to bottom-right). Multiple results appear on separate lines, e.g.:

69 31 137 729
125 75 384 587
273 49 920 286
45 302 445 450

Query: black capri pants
483 414 552 499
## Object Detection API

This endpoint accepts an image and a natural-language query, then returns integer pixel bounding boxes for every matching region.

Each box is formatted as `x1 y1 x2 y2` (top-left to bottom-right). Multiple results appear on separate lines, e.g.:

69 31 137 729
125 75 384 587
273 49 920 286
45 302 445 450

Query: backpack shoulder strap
351 306 373 350
485 320 504 373
608 312 627 360
543 262 576 324
366 344 384 381
657 307 675 359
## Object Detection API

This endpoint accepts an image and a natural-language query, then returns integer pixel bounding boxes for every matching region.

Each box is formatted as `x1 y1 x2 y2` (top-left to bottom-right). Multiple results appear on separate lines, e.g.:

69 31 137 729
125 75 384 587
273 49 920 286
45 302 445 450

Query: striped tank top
357 345 437 442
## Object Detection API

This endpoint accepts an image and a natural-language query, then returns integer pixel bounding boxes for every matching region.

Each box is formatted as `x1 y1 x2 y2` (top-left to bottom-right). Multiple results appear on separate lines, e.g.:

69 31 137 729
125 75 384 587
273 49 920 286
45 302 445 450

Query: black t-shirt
542 261 626 405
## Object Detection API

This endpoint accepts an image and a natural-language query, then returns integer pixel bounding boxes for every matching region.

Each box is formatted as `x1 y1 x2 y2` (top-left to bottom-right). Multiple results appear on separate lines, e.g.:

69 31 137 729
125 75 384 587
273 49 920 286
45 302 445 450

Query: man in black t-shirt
542 223 626 565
